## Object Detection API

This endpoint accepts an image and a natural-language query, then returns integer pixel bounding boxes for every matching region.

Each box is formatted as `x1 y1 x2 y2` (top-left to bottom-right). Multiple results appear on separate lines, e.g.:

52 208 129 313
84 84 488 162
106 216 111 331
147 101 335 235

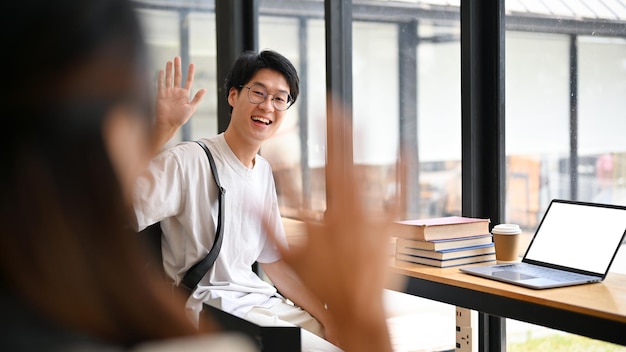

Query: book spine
395 253 496 268
396 243 495 260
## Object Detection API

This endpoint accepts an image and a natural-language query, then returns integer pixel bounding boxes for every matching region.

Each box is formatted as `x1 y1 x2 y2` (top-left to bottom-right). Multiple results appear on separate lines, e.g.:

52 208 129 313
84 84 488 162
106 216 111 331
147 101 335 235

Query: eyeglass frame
239 84 294 111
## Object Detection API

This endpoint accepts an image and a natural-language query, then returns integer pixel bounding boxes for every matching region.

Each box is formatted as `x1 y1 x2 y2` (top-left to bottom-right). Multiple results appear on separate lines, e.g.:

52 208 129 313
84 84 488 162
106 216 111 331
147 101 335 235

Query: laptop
460 199 626 289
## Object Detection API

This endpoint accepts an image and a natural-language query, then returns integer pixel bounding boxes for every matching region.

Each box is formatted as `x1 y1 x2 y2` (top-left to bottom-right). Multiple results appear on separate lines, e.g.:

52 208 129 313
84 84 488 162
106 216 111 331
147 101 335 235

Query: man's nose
258 95 275 111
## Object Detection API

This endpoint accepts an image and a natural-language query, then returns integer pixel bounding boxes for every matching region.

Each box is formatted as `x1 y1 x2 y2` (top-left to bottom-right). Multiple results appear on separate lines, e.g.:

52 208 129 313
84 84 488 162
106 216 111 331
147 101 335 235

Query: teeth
252 116 271 125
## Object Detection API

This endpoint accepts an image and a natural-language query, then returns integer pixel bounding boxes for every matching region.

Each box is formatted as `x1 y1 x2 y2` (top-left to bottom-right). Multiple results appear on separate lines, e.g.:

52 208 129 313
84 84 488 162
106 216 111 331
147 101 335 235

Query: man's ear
227 87 238 108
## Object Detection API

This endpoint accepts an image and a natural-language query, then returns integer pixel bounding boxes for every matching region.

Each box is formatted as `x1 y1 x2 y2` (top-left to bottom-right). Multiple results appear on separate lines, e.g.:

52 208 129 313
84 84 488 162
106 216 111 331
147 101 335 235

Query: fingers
190 88 207 108
157 69 165 91
162 57 181 88
185 63 207 110
165 60 174 88
174 56 183 88
184 63 196 90
163 56 200 92
324 95 356 217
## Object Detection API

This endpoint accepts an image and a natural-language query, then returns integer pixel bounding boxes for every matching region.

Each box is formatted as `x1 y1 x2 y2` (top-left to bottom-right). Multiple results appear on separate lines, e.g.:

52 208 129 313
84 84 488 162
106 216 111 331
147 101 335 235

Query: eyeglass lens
247 84 291 110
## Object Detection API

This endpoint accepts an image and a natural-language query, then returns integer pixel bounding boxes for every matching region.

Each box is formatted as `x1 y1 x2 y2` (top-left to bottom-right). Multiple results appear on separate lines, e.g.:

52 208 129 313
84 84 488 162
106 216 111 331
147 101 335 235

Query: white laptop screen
524 201 626 275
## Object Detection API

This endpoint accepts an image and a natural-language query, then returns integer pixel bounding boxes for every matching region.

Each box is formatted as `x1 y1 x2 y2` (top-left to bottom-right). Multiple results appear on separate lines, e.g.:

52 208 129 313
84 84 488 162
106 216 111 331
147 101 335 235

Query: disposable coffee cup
492 224 522 263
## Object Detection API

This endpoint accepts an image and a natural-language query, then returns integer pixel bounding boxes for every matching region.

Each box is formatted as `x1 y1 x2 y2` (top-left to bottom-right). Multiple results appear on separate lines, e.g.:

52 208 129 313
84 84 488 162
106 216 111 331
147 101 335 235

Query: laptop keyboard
497 264 593 282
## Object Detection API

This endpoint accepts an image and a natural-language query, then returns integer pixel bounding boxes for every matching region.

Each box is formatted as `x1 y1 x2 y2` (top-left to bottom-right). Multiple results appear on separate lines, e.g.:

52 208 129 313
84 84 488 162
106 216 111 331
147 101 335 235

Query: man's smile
252 116 272 125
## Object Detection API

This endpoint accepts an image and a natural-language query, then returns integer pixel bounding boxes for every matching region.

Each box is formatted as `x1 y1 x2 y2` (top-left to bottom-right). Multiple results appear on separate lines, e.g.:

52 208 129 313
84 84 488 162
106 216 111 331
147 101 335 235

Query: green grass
508 334 626 352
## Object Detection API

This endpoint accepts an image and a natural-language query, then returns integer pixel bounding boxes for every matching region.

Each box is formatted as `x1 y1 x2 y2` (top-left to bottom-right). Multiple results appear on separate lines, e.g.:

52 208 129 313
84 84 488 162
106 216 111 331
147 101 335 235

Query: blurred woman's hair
0 0 204 347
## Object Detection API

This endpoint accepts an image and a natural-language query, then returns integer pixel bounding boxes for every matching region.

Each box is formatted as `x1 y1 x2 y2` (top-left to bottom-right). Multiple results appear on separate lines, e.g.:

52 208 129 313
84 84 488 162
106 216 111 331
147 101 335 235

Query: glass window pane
189 12 218 140
505 1 626 349
416 22 462 218
134 3 217 146
578 36 626 204
352 3 462 352
351 3 462 221
353 20 399 213
505 31 570 229
256 8 327 218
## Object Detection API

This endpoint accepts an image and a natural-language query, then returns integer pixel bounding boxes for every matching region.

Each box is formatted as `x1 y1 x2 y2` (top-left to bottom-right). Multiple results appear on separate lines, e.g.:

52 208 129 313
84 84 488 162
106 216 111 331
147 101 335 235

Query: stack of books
393 216 496 268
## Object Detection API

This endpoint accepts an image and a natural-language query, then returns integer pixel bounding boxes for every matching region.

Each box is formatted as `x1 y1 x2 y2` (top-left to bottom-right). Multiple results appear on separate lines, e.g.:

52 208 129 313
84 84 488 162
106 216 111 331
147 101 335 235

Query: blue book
395 252 497 268
396 234 493 251
396 242 495 261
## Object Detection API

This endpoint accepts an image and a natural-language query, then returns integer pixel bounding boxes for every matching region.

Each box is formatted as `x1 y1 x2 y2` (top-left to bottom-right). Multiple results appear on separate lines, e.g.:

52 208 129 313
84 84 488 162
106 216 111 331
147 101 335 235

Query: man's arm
150 56 206 155
264 216 394 352
263 104 396 351
260 259 339 346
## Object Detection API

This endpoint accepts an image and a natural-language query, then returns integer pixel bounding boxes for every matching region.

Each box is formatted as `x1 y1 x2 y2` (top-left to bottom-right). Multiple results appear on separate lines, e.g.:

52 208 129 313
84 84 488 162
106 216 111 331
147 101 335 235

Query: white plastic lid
492 223 521 235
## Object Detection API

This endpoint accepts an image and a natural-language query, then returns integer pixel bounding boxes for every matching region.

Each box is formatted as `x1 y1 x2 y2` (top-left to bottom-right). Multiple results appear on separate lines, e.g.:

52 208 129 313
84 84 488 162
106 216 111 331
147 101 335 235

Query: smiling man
133 50 340 351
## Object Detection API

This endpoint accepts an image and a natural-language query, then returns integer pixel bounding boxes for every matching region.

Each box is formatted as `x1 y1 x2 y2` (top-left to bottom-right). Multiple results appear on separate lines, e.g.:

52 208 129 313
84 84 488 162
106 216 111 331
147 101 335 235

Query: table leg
478 313 506 352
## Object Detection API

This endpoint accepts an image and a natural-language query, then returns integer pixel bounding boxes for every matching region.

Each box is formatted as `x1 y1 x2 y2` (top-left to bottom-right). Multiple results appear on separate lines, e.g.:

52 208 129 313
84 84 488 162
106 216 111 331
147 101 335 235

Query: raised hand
152 56 206 152
267 104 399 352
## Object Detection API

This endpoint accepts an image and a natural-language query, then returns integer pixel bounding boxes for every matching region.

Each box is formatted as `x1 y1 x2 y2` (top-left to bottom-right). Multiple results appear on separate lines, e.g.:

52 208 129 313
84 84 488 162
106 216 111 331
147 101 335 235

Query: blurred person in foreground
0 0 225 350
0 0 394 351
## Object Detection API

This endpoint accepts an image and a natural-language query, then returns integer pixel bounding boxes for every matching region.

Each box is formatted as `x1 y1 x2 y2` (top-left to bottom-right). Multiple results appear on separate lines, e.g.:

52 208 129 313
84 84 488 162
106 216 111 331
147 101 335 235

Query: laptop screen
523 200 626 275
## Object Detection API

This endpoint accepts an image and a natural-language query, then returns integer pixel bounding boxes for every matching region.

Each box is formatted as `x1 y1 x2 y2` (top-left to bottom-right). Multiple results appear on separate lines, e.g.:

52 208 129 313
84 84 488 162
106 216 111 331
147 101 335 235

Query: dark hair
0 0 200 347
4 0 153 152
224 50 300 112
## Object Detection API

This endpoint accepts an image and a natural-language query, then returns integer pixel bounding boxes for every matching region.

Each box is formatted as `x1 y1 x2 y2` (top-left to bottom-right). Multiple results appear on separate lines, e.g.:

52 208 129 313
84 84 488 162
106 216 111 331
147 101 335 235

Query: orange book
392 216 490 241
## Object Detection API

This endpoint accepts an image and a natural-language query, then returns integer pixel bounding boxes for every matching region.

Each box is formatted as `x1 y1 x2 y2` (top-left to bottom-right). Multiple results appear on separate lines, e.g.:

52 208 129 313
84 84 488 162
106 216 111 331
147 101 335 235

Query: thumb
190 88 207 108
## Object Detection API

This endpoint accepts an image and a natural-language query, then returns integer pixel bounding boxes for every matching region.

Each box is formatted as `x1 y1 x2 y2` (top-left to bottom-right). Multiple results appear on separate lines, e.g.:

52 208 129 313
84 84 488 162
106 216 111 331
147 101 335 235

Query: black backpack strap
179 140 226 293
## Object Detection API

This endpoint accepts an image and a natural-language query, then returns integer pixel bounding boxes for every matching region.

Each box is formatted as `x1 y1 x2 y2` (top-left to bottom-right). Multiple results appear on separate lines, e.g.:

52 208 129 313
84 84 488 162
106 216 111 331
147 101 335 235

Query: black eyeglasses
240 84 293 111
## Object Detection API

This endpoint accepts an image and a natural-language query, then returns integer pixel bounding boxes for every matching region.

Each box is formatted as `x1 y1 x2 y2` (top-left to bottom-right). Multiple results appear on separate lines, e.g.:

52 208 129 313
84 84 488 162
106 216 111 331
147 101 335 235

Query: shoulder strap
179 140 226 292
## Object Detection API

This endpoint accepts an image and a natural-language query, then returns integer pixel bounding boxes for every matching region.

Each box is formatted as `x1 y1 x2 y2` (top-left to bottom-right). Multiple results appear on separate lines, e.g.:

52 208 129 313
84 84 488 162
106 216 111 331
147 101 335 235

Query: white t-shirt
134 134 286 317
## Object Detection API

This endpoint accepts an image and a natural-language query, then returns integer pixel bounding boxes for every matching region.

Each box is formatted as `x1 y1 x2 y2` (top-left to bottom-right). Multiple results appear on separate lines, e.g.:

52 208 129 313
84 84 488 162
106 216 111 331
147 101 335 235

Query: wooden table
389 260 626 350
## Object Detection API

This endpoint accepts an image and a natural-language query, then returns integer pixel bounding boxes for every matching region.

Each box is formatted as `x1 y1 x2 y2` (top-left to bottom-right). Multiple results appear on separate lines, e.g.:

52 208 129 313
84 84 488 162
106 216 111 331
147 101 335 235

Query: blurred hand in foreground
268 105 400 352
